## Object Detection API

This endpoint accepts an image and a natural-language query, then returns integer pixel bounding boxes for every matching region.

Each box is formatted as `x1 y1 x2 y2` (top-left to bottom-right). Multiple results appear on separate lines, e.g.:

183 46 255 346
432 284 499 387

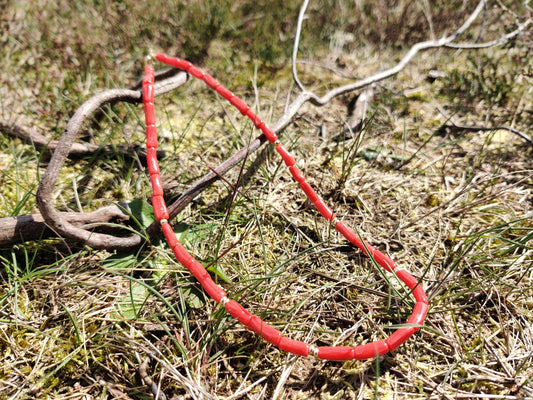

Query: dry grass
1 1 532 399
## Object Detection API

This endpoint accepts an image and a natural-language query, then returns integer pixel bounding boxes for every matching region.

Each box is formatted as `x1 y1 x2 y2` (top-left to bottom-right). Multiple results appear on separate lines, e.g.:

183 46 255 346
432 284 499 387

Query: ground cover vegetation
0 0 532 399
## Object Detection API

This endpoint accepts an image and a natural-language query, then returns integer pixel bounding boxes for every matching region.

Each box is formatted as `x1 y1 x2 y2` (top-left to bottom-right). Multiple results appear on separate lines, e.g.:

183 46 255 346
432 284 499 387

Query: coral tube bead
383 302 427 351
317 346 355 361
225 300 253 325
395 269 418 289
201 278 226 303
142 82 155 102
187 260 210 282
370 248 396 272
144 106 157 126
258 324 283 347
299 181 319 203
229 96 249 115
313 199 334 221
156 53 191 71
246 110 261 127
187 65 204 79
216 86 233 101
386 328 416 352
202 73 220 90
334 221 364 248
172 242 194 266
278 337 309 356
154 53 170 65
352 340 389 360
245 317 283 347
408 302 429 327
146 125 158 149
412 284 428 304
288 165 306 183
160 223 178 249
261 125 278 143
143 65 154 83
146 148 160 176
245 315 263 333
150 174 164 197
151 195 169 221
276 144 295 167
395 269 428 303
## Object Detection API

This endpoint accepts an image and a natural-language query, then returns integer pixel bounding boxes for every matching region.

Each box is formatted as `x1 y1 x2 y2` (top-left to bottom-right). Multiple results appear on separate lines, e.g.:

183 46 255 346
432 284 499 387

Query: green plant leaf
102 253 137 272
128 198 156 229
175 222 190 243
206 263 232 284
111 281 148 320
181 282 207 309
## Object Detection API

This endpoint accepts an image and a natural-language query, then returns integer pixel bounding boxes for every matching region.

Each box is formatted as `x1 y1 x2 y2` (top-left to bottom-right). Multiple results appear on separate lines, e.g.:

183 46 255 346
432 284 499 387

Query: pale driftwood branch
291 0 487 106
444 18 532 49
291 0 530 108
291 0 309 93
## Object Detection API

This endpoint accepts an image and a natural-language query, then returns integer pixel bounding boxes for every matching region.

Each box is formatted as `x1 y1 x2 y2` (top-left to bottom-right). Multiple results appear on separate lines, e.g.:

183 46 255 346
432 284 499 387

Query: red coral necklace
142 53 428 361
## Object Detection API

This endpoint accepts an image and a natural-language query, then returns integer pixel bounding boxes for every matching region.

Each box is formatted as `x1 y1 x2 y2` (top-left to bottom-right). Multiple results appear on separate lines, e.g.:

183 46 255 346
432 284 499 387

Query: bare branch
445 18 532 49
289 0 530 107
438 106 533 145
298 0 487 106
34 73 188 251
291 0 310 93
0 121 165 160
0 205 131 247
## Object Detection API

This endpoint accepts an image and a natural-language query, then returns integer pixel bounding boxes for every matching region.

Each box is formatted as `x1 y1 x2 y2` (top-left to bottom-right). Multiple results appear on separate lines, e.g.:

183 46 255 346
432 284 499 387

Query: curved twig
291 0 309 93
293 0 488 106
445 18 532 49
289 0 530 109
35 73 188 251
139 358 168 400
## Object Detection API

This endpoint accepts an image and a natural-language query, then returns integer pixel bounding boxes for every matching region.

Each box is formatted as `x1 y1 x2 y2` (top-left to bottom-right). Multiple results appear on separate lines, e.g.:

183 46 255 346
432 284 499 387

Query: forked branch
33 72 188 250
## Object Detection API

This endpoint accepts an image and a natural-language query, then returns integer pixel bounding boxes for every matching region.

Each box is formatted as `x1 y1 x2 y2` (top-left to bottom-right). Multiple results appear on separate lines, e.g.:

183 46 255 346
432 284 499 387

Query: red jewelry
142 53 428 360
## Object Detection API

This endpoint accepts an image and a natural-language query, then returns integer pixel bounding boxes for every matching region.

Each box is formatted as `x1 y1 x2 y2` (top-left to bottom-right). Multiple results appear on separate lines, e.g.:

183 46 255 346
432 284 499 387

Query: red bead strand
142 54 428 361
